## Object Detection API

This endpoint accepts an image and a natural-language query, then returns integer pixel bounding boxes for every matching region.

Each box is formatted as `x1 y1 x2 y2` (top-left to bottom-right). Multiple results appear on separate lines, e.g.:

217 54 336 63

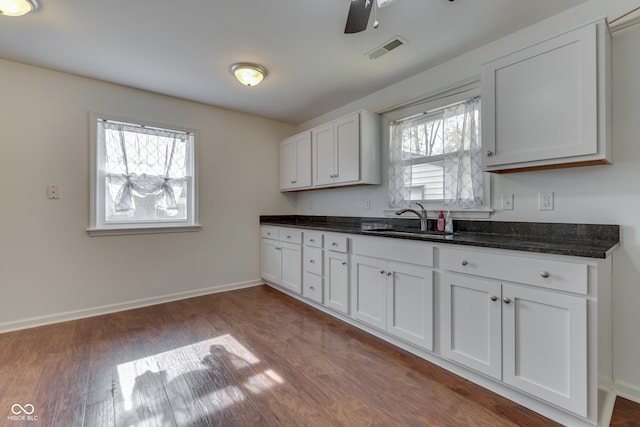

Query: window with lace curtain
387 92 488 215
89 114 199 235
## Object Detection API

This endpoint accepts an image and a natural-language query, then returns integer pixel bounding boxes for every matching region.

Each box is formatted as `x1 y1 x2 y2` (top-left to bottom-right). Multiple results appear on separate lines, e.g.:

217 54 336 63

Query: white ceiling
0 0 589 124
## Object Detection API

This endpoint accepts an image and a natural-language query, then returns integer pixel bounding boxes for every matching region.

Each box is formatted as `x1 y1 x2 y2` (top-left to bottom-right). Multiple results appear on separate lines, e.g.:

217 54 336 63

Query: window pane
97 119 194 225
401 115 444 158
409 162 444 201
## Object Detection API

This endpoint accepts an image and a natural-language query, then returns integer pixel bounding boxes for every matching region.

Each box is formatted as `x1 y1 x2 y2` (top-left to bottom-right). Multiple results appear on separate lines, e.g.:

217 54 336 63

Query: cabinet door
386 262 433 351
351 255 387 330
441 273 502 380
334 112 360 184
280 133 311 190
502 284 587 417
279 136 297 190
324 251 349 314
483 24 598 170
313 123 335 186
261 238 281 284
280 242 302 294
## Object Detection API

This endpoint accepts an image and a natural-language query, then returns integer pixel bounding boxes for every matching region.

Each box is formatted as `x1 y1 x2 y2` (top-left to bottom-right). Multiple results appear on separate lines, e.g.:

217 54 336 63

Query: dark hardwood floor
0 285 637 426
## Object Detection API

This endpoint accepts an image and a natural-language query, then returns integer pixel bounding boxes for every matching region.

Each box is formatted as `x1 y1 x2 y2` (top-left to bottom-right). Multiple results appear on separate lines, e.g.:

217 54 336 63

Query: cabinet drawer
304 231 324 248
279 228 303 244
442 248 587 295
351 236 434 268
304 247 323 275
303 272 323 304
325 234 349 253
261 226 279 240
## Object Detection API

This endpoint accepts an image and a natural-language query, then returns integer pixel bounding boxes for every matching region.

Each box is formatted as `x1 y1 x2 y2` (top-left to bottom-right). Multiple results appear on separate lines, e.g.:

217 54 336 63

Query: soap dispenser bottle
444 210 453 233
437 210 445 232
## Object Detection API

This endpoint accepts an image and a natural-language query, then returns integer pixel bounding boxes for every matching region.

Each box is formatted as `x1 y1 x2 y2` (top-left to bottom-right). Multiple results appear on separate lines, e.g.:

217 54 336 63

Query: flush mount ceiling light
230 63 267 87
0 0 39 16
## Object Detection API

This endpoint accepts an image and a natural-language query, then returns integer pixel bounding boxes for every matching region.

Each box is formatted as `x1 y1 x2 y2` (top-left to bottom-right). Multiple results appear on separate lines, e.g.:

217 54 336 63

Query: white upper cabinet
279 131 311 191
482 19 611 172
311 110 381 189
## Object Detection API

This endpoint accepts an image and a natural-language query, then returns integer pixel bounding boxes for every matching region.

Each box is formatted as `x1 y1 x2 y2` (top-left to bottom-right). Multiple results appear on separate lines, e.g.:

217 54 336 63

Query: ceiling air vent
366 36 407 60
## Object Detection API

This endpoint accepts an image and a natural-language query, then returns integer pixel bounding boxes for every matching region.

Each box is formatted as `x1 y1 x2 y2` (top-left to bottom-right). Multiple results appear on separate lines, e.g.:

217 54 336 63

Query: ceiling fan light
376 0 398 8
230 63 267 87
0 0 39 16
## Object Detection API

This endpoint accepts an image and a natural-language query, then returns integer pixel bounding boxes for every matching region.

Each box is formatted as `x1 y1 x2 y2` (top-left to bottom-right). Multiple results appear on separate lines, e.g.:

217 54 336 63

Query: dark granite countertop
260 215 620 259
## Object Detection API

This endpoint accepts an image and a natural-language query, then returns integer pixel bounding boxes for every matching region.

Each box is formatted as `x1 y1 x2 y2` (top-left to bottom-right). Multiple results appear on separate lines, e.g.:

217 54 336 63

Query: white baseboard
0 279 263 334
614 379 640 405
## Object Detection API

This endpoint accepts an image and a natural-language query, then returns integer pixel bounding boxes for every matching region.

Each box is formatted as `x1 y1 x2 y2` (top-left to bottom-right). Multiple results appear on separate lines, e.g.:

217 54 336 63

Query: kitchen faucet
395 202 429 231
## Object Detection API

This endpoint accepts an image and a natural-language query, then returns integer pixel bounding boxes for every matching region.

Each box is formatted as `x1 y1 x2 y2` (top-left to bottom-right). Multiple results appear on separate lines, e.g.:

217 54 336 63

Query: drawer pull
331 242 338 246
341 261 347 266
461 260 468 266
286 235 291 239
275 247 281 251
387 272 392 276
309 286 315 291
540 271 550 279
490 295 498 302
503 297 511 304
486 150 493 156
379 270 385 274
309 238 315 242
309 259 315 264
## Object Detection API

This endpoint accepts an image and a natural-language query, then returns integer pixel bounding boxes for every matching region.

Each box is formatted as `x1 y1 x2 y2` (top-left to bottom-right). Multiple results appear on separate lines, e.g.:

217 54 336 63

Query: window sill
87 224 202 237
383 207 493 220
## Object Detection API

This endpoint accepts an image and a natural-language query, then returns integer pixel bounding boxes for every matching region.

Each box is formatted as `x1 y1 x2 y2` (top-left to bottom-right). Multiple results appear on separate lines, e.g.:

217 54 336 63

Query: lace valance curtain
443 96 483 209
100 120 189 217
388 96 483 209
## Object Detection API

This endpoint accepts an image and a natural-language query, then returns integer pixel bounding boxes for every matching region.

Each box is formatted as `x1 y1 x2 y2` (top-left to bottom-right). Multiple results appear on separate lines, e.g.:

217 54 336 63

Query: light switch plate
501 194 514 210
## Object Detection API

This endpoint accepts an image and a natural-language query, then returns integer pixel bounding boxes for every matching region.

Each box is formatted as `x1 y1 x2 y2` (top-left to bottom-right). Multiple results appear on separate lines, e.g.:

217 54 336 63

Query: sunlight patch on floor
115 334 282 424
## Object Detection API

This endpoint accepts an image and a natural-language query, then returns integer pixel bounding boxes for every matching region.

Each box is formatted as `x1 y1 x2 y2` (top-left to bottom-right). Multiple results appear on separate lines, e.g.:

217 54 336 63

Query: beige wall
0 59 296 330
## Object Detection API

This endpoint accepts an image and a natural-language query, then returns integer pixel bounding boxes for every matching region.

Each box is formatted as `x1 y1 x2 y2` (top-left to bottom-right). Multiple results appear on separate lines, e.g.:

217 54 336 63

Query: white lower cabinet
260 226 302 294
351 255 434 351
442 248 589 418
261 226 610 426
324 250 349 314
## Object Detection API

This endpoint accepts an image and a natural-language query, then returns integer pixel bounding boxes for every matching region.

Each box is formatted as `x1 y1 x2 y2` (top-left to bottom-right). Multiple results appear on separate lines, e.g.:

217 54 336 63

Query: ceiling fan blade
344 0 372 34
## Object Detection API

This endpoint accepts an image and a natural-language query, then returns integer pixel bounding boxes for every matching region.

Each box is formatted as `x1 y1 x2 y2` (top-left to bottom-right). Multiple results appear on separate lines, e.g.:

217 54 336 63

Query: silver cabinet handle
275 247 281 251
461 260 468 266
341 261 347 266
309 286 315 291
486 150 493 156
309 259 315 264
309 238 315 242
387 272 392 276
490 295 498 302
290 180 297 184
540 271 550 279
503 297 511 304
331 242 338 246
379 270 385 274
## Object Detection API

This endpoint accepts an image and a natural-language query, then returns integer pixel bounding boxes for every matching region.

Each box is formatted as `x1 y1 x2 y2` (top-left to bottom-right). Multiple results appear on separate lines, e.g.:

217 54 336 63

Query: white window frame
383 85 492 219
88 112 201 236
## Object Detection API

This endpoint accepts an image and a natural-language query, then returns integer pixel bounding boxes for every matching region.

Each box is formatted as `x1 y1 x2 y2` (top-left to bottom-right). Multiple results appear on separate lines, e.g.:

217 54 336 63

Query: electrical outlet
538 192 554 211
47 185 60 199
501 194 514 210
364 199 371 210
